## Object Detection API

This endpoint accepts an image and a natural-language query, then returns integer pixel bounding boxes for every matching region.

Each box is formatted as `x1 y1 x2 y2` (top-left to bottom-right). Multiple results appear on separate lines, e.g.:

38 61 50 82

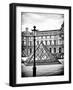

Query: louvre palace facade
22 23 64 59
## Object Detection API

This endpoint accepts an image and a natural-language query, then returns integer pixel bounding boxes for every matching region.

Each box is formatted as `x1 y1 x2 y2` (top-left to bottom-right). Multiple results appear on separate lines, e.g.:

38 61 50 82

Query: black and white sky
21 12 64 32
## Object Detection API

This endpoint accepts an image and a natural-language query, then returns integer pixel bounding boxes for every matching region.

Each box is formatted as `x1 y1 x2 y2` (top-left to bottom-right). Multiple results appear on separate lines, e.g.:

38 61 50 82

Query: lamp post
32 26 38 77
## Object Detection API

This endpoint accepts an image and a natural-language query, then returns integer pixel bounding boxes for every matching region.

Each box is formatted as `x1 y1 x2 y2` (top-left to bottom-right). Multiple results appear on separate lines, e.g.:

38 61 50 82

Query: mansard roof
22 22 64 37
22 28 64 37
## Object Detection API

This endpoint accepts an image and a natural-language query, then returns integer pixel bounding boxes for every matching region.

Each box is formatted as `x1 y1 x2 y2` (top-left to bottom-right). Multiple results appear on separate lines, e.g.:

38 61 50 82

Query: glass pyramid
24 42 60 66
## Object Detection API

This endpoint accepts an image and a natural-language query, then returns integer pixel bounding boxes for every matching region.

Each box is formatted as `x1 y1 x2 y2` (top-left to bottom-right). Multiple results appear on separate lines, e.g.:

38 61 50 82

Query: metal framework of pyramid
24 42 60 66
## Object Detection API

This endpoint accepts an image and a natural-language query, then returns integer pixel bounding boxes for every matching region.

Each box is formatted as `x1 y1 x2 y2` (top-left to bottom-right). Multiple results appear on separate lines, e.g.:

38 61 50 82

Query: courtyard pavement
21 59 64 77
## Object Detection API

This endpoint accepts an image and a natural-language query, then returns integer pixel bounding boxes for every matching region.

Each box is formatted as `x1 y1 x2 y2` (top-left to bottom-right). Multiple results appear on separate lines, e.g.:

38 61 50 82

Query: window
54 48 56 53
49 48 51 53
41 40 43 43
47 36 50 38
51 40 54 45
45 36 47 39
35 37 37 39
59 39 62 44
49 40 52 45
41 36 43 39
54 40 56 45
43 36 45 39
29 37 31 40
37 41 39 45
24 41 26 45
30 41 32 46
45 40 47 45
30 48 32 54
50 35 51 38
59 34 61 37
58 39 60 45
24 37 26 40
51 36 54 38
31 37 33 40
59 47 61 53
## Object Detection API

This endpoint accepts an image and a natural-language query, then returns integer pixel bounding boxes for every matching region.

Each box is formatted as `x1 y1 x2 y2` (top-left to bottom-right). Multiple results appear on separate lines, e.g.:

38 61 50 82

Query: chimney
26 27 29 35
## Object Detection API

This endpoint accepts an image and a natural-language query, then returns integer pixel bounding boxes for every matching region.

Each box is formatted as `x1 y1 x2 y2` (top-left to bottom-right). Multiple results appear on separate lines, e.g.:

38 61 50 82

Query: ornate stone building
22 22 64 59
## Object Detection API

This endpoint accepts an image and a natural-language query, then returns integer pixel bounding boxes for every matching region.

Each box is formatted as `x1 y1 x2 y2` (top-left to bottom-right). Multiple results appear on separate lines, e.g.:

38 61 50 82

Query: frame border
9 3 71 87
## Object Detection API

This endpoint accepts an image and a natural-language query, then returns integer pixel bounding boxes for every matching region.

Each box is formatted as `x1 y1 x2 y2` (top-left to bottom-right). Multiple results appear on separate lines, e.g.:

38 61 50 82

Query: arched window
59 47 61 53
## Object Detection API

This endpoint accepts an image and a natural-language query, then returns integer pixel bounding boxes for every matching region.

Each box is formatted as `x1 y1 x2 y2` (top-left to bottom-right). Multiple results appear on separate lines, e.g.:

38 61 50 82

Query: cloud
21 12 64 31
